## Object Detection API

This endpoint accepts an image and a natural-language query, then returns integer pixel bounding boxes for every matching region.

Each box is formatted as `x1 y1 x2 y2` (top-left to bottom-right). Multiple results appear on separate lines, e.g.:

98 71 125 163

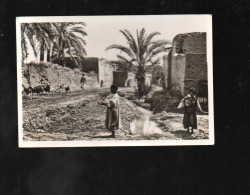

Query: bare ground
22 88 209 141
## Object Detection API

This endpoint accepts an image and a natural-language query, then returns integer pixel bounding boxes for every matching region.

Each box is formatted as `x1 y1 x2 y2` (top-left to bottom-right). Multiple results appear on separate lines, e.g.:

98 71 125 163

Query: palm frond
68 26 87 37
68 33 87 46
147 39 172 57
105 44 135 59
119 30 138 55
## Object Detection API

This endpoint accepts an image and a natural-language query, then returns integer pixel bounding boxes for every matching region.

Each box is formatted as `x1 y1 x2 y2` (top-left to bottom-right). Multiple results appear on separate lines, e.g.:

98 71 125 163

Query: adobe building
112 71 152 87
98 58 116 88
64 57 152 88
163 32 208 98
112 71 136 87
73 57 116 88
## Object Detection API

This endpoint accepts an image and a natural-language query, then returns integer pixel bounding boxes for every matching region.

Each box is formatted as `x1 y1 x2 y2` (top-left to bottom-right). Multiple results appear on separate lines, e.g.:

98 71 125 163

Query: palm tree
106 28 171 97
21 23 55 62
21 22 87 69
51 22 87 69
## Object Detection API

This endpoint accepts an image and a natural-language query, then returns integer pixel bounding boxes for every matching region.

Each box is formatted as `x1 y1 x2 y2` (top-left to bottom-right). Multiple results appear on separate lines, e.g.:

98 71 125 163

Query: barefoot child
101 85 121 138
177 88 207 133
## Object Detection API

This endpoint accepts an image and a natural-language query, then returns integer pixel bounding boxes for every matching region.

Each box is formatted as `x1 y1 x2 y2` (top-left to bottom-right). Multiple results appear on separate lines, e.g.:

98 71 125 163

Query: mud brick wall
170 54 186 94
163 54 170 89
163 32 207 96
22 62 98 91
98 58 115 88
173 32 206 54
184 53 207 95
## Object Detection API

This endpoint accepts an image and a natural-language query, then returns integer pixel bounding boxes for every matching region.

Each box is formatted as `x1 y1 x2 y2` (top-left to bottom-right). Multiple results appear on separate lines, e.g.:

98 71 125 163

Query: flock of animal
22 84 70 95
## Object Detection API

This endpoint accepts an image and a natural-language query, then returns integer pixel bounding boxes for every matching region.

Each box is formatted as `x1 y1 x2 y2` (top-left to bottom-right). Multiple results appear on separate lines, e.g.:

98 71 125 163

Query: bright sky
24 15 212 62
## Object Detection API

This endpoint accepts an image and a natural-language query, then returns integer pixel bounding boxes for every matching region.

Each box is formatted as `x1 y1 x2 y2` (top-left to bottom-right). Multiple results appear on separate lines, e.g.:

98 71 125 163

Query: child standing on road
177 88 207 133
101 85 121 138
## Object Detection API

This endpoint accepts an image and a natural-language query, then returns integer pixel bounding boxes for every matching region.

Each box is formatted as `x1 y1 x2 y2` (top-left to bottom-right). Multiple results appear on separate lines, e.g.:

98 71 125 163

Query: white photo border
16 15 214 147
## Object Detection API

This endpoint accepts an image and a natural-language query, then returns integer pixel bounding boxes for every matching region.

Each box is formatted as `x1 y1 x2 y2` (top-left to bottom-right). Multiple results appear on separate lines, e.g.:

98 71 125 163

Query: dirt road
23 88 209 141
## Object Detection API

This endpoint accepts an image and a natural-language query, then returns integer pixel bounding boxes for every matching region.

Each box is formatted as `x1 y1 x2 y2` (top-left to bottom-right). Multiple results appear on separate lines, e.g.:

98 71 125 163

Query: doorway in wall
197 80 208 111
126 79 132 87
100 80 104 87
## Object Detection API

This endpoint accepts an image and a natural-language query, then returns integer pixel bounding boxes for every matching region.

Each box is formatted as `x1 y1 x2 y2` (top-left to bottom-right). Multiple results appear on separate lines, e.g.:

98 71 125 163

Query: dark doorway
126 79 132 87
113 71 128 87
197 80 208 111
197 80 208 98
100 80 104 87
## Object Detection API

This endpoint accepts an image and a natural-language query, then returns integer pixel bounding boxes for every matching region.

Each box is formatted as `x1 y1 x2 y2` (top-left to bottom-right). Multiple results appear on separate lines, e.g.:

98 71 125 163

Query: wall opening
197 80 208 98
113 72 128 87
197 80 208 111
126 79 132 87
100 80 104 87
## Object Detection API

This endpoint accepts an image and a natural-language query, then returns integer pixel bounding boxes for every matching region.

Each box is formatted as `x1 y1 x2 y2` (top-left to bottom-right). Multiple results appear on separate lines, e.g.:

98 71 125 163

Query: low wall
22 62 98 92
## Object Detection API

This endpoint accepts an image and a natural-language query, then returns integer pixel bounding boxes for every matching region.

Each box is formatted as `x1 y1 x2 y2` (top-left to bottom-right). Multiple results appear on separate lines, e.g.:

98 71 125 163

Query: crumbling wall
184 53 207 95
22 62 98 91
163 32 207 96
98 58 115 88
173 32 206 54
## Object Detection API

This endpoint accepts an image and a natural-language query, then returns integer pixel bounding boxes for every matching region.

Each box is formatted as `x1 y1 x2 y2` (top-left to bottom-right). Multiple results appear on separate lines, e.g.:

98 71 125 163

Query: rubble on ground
23 90 140 140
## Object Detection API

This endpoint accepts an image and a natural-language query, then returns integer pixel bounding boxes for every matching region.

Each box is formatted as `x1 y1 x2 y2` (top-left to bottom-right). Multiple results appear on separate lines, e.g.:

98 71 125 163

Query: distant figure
80 74 86 90
65 85 70 93
177 88 207 133
101 85 121 138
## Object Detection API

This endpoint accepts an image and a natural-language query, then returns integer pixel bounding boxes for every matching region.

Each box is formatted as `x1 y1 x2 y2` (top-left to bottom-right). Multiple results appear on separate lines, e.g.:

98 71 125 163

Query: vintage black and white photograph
16 15 214 147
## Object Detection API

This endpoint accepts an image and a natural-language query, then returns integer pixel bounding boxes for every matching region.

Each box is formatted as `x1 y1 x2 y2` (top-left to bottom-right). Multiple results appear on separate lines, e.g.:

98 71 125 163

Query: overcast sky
24 15 211 62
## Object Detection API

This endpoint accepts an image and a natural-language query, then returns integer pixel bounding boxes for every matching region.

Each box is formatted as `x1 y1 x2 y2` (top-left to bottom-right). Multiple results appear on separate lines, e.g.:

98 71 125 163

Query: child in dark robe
101 85 121 138
177 88 207 133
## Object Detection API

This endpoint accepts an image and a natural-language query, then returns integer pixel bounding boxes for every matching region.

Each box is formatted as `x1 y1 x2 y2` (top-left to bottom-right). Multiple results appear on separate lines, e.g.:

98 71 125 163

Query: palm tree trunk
47 48 51 62
137 66 146 97
40 41 45 62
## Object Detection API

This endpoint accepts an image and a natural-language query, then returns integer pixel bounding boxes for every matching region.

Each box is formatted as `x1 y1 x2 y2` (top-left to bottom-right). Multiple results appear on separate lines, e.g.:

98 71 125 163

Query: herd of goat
22 84 70 95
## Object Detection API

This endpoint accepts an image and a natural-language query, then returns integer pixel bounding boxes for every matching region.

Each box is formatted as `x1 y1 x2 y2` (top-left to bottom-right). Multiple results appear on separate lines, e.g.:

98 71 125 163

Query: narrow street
23 88 209 141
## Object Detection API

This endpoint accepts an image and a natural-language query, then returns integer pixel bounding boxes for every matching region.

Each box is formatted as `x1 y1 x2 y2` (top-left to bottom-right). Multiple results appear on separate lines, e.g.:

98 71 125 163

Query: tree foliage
106 28 171 97
21 22 87 69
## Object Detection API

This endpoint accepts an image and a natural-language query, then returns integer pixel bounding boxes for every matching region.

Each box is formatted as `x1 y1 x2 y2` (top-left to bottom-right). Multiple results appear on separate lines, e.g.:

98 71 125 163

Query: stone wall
98 58 115 88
